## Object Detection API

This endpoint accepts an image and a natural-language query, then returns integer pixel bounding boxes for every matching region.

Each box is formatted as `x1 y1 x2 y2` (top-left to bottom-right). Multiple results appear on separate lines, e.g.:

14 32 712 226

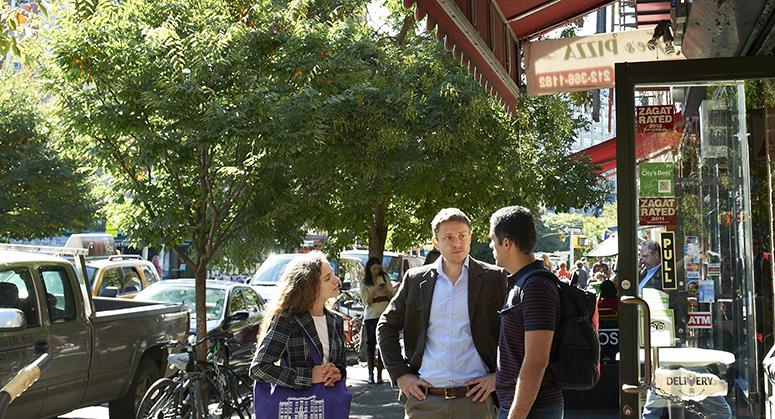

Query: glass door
615 57 775 419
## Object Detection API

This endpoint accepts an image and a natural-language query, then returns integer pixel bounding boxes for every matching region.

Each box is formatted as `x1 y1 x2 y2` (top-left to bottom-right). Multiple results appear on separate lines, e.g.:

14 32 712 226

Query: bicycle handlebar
0 353 50 419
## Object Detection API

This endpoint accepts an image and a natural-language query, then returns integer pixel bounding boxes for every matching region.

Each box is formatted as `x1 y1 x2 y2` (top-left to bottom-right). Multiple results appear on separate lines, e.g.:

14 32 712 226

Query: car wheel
109 357 159 419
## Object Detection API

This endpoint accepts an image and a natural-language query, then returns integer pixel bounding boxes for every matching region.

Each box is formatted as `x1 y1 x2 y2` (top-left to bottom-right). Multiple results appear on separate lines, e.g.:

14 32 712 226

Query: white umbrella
587 234 618 257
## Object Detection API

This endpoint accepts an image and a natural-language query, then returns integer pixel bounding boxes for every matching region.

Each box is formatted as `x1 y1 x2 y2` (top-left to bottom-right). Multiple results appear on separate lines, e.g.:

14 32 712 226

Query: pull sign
661 231 677 290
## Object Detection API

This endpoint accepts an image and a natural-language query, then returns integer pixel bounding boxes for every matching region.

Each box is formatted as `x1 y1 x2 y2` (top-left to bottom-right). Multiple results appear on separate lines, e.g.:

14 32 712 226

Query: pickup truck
0 244 189 419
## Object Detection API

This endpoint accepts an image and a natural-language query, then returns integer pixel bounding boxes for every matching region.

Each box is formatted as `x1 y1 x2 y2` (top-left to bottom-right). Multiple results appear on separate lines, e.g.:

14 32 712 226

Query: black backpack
516 268 600 391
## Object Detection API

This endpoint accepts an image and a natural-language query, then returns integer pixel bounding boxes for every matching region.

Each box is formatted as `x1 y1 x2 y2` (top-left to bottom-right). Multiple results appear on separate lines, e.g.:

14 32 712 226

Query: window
39 267 76 323
142 266 159 285
241 288 264 312
120 267 142 294
228 289 247 314
99 268 123 296
0 268 39 327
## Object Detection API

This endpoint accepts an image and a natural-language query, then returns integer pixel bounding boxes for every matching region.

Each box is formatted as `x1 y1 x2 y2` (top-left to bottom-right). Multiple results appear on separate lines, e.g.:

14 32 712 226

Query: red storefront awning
403 0 617 111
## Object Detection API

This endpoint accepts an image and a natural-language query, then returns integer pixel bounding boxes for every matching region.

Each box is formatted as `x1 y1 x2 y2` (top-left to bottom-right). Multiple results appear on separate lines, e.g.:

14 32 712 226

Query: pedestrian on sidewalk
250 251 351 418
377 208 507 419
361 256 395 384
489 206 563 419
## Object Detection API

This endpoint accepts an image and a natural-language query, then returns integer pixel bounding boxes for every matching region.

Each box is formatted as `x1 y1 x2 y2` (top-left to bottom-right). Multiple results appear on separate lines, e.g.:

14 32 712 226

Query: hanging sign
639 198 677 226
524 29 685 96
660 232 677 290
655 368 728 401
639 163 677 225
637 105 676 133
640 163 675 197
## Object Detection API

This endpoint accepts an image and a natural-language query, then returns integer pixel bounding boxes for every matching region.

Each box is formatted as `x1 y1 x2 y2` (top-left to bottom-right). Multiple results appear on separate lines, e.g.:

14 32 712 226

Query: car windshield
136 285 226 321
340 252 401 282
252 255 295 284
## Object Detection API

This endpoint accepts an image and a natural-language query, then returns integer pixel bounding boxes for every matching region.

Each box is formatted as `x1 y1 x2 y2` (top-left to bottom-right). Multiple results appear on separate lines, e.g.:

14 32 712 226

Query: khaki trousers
404 395 496 419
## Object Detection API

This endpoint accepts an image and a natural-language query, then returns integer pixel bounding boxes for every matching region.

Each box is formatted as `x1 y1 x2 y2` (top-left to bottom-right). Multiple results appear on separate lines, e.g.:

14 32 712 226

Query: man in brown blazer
377 208 508 418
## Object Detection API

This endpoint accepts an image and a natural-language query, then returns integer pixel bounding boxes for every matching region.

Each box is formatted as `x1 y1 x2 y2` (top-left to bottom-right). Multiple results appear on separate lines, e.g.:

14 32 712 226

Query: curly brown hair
259 251 328 336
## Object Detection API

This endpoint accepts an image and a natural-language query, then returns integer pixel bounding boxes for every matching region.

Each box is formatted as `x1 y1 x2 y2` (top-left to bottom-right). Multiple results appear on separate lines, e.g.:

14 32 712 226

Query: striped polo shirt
496 260 563 410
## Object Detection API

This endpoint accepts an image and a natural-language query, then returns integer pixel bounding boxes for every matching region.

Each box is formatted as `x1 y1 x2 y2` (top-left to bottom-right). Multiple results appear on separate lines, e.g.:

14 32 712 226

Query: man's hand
464 373 496 403
396 374 431 401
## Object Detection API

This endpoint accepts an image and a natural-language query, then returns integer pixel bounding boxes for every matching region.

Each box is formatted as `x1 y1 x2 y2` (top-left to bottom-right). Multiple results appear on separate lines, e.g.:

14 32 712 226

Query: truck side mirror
0 309 27 331
100 287 119 298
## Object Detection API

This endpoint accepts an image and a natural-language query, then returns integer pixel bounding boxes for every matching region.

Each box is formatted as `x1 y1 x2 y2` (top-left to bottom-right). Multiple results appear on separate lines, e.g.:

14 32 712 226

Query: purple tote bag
253 322 352 419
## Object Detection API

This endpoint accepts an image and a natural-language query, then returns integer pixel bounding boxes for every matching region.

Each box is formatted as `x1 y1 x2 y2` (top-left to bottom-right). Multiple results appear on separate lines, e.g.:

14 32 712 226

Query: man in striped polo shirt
489 206 563 419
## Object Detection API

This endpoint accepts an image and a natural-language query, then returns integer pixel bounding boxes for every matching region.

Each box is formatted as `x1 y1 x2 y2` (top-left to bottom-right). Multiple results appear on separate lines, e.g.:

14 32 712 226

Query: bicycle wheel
136 377 177 419
220 368 252 419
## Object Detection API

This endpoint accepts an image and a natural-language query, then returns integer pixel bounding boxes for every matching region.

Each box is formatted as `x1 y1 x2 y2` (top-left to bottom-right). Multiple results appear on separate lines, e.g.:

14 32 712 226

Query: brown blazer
376 257 508 383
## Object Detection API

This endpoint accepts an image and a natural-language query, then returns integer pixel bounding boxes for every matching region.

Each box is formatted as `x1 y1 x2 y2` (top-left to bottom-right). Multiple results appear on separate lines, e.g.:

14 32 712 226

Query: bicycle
135 331 252 419
0 353 50 419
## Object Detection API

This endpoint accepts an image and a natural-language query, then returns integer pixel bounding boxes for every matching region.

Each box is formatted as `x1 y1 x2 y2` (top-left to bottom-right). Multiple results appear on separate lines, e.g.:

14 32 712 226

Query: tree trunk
194 261 208 359
369 199 388 260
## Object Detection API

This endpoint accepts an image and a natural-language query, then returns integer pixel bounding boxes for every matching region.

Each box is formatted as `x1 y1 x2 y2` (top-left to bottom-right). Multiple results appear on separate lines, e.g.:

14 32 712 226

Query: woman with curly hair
250 251 348 411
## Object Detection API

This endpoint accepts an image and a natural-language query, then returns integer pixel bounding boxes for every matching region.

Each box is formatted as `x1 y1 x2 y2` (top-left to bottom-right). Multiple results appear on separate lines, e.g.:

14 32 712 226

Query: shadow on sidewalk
347 363 404 419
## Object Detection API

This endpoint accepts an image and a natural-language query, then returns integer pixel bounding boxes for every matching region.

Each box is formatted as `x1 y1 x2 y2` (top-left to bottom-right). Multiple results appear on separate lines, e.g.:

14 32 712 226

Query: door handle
620 295 653 394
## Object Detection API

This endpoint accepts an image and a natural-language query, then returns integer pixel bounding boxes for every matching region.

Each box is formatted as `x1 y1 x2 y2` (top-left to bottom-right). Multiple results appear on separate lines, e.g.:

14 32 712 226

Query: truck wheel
109 357 159 419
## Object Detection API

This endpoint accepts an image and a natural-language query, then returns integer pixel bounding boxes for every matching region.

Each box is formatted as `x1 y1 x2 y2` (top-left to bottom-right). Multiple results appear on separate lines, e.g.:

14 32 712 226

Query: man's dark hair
489 206 536 255
599 279 618 299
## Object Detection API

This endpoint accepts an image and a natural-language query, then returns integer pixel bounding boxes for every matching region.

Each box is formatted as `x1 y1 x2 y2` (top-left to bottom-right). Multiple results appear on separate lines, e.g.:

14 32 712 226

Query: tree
45 0 365 348
0 73 95 239
293 7 606 259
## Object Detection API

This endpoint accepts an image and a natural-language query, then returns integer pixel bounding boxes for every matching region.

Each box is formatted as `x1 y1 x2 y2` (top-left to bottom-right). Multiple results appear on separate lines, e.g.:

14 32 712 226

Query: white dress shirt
418 256 489 387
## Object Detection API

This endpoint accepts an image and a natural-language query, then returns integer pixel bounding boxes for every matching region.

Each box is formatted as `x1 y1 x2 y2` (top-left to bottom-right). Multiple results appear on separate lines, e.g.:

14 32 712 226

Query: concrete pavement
59 362 617 418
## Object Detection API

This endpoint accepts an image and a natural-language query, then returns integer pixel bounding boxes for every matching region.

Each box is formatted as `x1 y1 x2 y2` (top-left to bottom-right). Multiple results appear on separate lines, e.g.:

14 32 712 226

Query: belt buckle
444 387 454 400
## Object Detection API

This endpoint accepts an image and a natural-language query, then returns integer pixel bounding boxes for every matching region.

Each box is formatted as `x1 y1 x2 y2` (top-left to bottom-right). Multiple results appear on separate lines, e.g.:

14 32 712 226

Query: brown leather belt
425 386 471 400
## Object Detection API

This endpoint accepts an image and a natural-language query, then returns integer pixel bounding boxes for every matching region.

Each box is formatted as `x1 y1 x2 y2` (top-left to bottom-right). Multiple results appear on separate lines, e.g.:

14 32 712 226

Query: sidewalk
347 363 404 419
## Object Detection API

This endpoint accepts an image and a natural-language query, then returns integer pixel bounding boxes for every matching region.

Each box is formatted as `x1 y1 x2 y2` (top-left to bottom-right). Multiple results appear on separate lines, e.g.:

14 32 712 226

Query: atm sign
688 312 712 329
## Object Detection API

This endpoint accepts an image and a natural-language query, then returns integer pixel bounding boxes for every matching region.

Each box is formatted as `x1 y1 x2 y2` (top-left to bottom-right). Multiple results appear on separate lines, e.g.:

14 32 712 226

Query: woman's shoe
368 374 375 384
376 375 384 384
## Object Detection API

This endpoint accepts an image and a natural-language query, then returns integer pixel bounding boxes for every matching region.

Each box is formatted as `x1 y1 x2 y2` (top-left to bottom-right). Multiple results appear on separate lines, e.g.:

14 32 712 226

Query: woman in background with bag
360 257 395 384
250 251 351 419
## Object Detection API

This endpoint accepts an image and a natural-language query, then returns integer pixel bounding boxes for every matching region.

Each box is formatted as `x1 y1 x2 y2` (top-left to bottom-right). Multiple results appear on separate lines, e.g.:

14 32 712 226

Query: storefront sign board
524 29 685 96
640 162 675 197
639 198 677 225
637 105 676 133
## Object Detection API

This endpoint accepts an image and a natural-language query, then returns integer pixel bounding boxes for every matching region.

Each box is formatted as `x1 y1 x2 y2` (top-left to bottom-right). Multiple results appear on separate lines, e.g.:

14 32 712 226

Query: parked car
339 250 423 284
84 255 161 299
64 233 161 299
134 279 265 367
249 253 367 306
248 253 301 303
0 244 189 419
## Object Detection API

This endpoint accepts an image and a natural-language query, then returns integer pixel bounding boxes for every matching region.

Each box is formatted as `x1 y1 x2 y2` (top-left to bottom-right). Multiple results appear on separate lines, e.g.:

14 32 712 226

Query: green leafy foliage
44 0 364 344
0 73 95 239
292 9 607 257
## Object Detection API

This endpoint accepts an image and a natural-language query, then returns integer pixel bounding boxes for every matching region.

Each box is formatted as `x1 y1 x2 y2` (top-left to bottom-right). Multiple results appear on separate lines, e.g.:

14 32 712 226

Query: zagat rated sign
637 105 675 133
